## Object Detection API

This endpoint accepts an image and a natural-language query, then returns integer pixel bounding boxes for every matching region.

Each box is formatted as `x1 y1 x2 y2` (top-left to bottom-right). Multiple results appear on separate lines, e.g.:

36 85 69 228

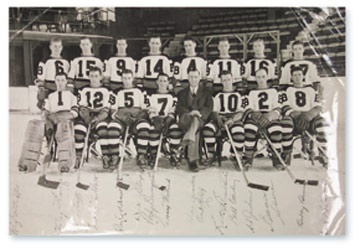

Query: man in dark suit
176 69 214 172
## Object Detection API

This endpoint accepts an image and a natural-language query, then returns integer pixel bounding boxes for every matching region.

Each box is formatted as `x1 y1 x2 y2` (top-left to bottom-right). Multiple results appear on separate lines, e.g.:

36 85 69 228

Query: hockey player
173 36 207 93
68 36 103 92
74 67 111 169
107 69 151 169
18 72 77 172
148 73 182 167
279 41 321 88
136 36 173 95
243 68 286 170
242 38 277 91
35 38 70 109
203 70 251 166
207 37 242 95
281 66 329 167
103 37 137 93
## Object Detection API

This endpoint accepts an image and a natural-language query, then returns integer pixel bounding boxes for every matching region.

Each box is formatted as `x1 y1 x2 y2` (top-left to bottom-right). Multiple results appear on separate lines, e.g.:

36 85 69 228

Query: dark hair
50 37 62 44
80 36 91 42
183 36 196 44
253 38 264 44
255 67 268 75
292 40 304 48
122 69 134 76
157 72 169 80
220 70 232 77
148 35 161 42
89 67 102 75
116 36 127 42
290 66 304 75
55 71 67 78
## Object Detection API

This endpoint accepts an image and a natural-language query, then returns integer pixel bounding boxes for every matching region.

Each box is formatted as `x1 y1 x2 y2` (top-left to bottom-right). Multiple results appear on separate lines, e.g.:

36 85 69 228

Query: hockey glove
163 116 175 135
79 107 92 125
151 116 164 132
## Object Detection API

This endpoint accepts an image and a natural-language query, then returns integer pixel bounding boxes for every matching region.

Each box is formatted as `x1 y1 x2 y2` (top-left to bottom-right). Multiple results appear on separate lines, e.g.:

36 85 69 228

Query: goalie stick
37 135 60 189
75 123 92 190
262 132 318 186
225 124 269 191
116 126 130 190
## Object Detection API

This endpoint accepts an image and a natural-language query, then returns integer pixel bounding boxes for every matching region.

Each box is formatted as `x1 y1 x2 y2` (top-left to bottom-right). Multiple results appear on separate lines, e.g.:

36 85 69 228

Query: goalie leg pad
18 120 45 172
55 121 76 171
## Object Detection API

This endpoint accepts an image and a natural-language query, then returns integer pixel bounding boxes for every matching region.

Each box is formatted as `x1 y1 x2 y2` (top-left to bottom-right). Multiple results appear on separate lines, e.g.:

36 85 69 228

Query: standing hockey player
68 36 103 92
207 37 242 95
103 37 137 93
279 41 320 88
203 71 251 166
74 67 111 169
136 36 173 95
242 38 277 91
243 68 286 170
35 38 70 109
148 73 182 167
107 69 150 169
18 72 77 172
281 66 329 167
173 36 207 93
176 69 213 172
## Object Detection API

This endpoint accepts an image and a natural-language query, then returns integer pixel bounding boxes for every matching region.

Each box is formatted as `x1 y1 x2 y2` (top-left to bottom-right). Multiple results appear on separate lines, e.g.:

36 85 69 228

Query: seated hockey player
18 72 77 173
203 70 251 166
107 69 151 170
243 68 286 170
74 67 111 169
148 73 182 168
281 66 329 167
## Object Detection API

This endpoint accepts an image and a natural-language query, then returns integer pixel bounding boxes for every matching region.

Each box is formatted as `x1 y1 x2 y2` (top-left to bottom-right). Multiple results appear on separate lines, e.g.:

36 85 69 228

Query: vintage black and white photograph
9 7 345 235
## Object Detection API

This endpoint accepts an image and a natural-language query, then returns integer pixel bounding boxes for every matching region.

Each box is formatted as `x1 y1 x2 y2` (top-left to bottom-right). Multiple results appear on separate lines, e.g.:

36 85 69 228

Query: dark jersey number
187 59 197 74
295 91 306 107
219 94 239 112
218 61 232 78
258 92 269 110
85 91 104 108
57 91 64 106
124 92 134 107
78 60 96 78
145 59 163 76
55 61 65 75
157 98 168 116
116 59 126 76
250 60 269 77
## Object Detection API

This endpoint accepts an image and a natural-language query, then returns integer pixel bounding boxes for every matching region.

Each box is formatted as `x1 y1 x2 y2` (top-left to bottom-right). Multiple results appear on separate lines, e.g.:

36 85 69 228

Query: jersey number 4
146 59 163 76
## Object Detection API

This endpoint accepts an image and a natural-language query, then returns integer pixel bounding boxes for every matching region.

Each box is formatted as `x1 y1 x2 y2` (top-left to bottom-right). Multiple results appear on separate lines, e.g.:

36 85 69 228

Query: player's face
157 76 169 92
291 70 304 85
55 75 67 91
122 73 134 89
116 39 127 54
221 74 234 92
292 44 304 59
253 41 265 56
149 38 161 53
218 41 230 55
49 41 63 56
255 69 269 89
89 71 102 88
184 40 196 55
188 71 201 88
80 39 93 54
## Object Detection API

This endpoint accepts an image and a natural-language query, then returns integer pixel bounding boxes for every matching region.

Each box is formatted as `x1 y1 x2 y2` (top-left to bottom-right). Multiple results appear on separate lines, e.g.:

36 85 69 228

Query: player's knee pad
266 121 282 142
18 120 45 172
134 120 150 136
56 121 76 170
244 120 258 140
74 123 87 141
168 124 182 139
231 124 245 143
107 120 124 137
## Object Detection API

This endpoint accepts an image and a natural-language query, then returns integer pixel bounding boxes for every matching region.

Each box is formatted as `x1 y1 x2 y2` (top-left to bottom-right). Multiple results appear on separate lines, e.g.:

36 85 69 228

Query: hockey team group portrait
9 7 345 236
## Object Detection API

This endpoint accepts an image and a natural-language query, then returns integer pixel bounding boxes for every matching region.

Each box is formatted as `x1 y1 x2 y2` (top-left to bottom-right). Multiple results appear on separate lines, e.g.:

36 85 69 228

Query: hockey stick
262 132 318 186
304 130 328 156
225 125 269 191
75 124 92 190
153 132 164 172
37 134 60 189
116 126 130 190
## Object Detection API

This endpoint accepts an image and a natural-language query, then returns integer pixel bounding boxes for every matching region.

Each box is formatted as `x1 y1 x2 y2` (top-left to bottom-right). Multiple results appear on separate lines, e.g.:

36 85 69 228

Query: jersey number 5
78 60 96 78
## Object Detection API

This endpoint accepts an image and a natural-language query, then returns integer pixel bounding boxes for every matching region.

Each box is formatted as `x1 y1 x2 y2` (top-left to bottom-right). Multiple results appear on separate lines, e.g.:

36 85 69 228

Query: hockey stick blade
116 181 130 190
307 180 319 186
295 179 306 184
37 175 59 189
247 182 269 191
76 182 89 190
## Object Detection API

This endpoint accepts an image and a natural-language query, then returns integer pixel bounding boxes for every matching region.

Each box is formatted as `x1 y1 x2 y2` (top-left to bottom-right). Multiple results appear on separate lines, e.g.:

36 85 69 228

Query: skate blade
116 181 130 190
247 183 269 191
76 182 89 190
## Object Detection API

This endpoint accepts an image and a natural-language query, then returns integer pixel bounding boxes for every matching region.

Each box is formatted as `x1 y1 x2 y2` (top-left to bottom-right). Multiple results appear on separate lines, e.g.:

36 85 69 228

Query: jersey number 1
219 94 238 112
146 59 163 76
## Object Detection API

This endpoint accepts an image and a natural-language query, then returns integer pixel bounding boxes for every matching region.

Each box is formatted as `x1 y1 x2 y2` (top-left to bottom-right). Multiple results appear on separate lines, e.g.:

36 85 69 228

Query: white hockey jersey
44 90 77 113
247 88 281 113
213 92 247 115
77 87 111 112
103 56 137 83
279 59 320 85
207 57 242 84
242 56 277 83
37 56 70 90
68 55 103 83
111 88 149 110
282 86 321 112
173 55 207 81
148 93 177 117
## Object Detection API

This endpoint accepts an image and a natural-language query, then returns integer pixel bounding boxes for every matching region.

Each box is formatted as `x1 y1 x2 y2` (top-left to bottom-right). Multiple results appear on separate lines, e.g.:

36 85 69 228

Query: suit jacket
176 85 213 124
